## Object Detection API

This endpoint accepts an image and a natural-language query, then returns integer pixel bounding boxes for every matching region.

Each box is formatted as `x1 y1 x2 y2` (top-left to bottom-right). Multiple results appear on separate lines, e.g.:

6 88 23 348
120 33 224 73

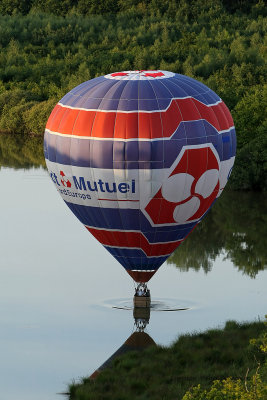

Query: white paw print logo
145 145 220 226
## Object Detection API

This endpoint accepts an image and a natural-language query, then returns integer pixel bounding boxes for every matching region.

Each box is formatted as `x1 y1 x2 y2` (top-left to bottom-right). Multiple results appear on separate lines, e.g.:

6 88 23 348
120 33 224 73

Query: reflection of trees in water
0 134 45 169
168 191 267 278
1 136 266 277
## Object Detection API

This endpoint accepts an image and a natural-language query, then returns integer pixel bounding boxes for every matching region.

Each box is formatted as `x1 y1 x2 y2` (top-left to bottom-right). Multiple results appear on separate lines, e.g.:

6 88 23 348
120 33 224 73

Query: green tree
0 0 33 15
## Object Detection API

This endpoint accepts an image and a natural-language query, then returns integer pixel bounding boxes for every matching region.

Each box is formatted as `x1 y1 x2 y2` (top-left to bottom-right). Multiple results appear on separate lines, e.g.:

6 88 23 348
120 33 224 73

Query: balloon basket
134 295 151 309
133 283 151 309
133 284 151 331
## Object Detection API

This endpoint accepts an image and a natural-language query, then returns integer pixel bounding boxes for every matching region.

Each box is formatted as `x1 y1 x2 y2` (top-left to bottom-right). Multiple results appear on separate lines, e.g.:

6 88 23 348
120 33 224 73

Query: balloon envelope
44 70 236 283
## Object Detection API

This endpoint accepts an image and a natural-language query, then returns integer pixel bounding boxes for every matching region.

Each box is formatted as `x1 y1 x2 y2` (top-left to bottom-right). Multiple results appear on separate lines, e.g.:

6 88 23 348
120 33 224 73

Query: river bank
68 318 267 400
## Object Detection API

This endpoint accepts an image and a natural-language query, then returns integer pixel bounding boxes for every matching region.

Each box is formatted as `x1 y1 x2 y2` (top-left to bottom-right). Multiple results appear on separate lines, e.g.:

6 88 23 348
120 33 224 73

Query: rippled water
102 297 193 311
0 165 266 400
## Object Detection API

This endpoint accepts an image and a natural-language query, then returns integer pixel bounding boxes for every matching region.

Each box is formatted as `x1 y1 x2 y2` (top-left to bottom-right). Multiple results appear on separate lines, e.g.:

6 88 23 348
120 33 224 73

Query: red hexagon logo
144 145 220 226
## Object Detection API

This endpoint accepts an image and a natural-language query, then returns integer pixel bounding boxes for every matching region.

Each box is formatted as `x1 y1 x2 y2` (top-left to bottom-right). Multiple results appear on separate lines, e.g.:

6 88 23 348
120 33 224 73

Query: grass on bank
68 319 266 400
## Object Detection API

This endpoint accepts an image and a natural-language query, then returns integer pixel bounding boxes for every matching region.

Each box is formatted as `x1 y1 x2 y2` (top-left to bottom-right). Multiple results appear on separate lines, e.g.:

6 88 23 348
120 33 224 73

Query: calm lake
0 137 266 400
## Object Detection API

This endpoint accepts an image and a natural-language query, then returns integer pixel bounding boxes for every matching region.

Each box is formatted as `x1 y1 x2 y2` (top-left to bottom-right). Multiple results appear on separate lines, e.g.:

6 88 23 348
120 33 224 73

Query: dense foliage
0 0 266 190
0 0 265 17
68 319 267 400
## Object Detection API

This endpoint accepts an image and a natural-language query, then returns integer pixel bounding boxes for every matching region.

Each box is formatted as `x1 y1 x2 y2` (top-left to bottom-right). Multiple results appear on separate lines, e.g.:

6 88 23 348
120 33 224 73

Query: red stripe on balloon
46 99 233 139
85 227 182 257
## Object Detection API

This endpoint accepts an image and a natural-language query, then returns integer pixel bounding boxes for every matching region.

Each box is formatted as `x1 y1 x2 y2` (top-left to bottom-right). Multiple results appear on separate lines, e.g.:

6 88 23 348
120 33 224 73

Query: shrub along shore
0 0 266 190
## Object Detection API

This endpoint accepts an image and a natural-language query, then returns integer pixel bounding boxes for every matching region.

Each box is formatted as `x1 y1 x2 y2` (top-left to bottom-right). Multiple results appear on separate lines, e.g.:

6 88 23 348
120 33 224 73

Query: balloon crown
105 70 175 80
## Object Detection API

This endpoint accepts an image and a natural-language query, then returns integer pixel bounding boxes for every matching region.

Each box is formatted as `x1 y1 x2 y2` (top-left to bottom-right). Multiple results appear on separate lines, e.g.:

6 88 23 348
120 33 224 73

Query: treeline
0 0 265 17
0 0 266 190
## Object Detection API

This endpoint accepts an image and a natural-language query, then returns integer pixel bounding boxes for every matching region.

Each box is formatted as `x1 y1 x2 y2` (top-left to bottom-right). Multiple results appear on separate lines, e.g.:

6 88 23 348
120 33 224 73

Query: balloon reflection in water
44 70 236 297
90 306 155 380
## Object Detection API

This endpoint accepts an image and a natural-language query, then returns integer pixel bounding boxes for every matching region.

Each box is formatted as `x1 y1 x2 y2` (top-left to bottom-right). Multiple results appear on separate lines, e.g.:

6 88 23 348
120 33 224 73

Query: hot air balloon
44 70 236 300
